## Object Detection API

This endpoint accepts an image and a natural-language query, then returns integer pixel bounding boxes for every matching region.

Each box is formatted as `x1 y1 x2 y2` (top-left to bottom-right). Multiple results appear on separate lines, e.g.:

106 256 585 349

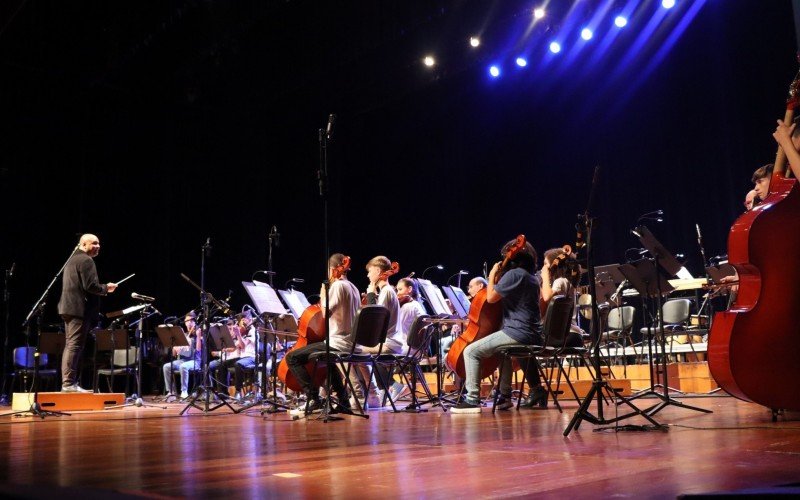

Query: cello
446 235 526 379
277 256 351 392
708 68 800 412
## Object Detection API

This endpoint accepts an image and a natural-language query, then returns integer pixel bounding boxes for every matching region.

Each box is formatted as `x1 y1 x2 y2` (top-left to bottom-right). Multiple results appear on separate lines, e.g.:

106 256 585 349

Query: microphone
631 228 642 238
326 113 336 139
270 225 280 247
610 280 628 302
7 263 15 278
483 261 488 279
406 272 415 278
458 270 469 275
695 223 703 243
284 278 305 290
131 292 155 302
204 237 212 256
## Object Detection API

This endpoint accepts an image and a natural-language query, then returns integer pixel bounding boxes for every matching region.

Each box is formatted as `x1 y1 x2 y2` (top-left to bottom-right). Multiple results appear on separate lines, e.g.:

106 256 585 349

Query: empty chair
95 347 139 394
10 346 59 392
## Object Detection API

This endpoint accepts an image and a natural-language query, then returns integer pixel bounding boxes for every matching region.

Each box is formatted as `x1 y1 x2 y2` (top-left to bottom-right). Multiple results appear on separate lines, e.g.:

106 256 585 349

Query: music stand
417 279 460 410
626 230 711 417
92 329 129 394
243 281 293 413
442 286 470 320
154 325 189 401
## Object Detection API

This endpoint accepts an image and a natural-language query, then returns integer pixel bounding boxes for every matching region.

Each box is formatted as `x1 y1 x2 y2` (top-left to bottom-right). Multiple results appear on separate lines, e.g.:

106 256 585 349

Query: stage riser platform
12 392 126 411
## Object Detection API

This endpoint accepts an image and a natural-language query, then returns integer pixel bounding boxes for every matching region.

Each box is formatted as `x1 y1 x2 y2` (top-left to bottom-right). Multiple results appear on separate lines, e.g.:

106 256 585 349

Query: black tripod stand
622 226 711 417
564 168 660 436
0 263 15 405
179 242 236 415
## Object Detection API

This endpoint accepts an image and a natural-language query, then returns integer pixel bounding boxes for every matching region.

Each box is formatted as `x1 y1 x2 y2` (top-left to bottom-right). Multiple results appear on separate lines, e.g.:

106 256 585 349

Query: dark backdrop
0 0 796 345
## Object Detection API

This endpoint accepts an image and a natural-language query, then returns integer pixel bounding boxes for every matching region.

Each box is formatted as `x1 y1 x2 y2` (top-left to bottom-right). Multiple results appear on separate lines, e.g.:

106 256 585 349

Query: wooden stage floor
1 394 799 499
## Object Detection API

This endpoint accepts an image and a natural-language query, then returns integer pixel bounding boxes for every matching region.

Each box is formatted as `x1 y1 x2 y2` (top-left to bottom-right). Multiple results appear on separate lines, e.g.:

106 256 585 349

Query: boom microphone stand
0 263 15 405
179 241 236 415
564 167 660 436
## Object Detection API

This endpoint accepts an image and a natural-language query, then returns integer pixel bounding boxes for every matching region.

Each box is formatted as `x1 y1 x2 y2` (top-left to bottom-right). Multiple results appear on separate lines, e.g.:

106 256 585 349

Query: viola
446 235 526 379
277 256 351 392
708 68 800 412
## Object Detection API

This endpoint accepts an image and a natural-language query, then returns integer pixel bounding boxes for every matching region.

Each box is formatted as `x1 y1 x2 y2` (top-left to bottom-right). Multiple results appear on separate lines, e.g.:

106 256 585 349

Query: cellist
450 239 543 414
284 253 360 414
772 118 800 178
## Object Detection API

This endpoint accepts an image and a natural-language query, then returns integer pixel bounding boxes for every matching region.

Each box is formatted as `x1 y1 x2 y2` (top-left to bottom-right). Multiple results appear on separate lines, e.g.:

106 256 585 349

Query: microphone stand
564 167 659 436
0 264 13 405
179 242 236 415
1 247 78 418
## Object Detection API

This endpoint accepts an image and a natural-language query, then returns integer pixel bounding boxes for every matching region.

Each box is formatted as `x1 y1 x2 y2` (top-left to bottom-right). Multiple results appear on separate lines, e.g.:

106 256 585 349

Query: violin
446 235 526 379
708 67 800 412
277 256 351 392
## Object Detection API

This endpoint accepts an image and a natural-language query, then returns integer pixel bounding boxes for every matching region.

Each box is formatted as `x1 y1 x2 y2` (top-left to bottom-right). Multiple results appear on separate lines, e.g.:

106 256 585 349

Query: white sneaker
62 385 92 393
180 391 189 399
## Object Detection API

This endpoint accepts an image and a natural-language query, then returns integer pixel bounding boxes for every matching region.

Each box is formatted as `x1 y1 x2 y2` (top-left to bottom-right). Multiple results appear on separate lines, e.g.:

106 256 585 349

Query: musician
58 233 118 392
387 277 426 401
285 253 360 414
521 247 583 408
209 313 256 401
751 164 773 204
773 118 800 179
451 240 542 414
440 277 486 358
351 256 401 408
161 312 201 400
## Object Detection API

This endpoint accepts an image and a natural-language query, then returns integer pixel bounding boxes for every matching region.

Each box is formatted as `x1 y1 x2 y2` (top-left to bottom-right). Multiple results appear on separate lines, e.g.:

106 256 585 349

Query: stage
1 394 799 498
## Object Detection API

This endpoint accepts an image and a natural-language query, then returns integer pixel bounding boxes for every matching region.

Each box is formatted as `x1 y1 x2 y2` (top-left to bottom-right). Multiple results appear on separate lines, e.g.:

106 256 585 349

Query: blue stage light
614 16 628 28
549 42 561 54
581 28 593 41
515 57 527 67
662 0 675 8
489 65 501 77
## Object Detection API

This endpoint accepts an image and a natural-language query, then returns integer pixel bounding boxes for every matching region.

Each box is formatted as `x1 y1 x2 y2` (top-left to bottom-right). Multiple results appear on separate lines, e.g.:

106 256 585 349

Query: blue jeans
463 330 522 404
162 359 199 393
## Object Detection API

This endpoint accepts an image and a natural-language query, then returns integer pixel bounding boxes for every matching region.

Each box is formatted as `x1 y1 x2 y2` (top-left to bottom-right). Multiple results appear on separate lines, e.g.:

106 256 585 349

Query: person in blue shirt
451 239 542 414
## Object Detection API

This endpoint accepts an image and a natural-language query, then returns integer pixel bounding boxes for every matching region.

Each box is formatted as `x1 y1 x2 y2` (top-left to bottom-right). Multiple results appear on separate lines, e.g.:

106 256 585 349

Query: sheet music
278 289 310 319
417 278 451 315
242 281 287 316
442 286 470 319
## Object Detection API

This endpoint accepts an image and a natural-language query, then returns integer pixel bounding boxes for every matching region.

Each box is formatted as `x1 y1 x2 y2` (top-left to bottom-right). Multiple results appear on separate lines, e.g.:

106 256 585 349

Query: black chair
374 314 436 412
308 305 391 416
10 346 59 392
491 295 573 413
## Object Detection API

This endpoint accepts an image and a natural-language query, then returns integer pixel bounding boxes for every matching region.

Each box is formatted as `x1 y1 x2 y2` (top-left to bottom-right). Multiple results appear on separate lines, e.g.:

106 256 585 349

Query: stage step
12 392 126 412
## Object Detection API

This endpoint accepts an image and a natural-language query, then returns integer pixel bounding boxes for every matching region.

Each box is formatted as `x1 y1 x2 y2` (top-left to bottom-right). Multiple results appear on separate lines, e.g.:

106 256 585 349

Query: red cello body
708 174 800 411
276 304 329 392
445 287 502 379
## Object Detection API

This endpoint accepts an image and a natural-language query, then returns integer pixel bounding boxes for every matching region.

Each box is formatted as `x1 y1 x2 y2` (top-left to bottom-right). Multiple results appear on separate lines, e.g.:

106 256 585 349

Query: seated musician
440 277 486 359
285 253 360 414
209 312 256 402
161 312 200 400
387 277 427 402
751 164 773 205
450 240 543 414
521 247 584 408
351 256 401 408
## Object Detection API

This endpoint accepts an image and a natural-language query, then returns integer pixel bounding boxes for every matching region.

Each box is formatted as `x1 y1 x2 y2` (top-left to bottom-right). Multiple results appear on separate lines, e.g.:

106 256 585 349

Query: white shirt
321 278 360 351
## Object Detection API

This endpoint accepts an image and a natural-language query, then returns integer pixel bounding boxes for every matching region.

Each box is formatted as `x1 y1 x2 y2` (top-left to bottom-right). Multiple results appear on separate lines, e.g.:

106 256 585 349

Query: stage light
614 16 628 28
423 55 435 67
549 41 561 54
489 65 501 77
470 36 480 47
533 8 545 20
515 57 527 67
581 28 593 41
662 0 675 8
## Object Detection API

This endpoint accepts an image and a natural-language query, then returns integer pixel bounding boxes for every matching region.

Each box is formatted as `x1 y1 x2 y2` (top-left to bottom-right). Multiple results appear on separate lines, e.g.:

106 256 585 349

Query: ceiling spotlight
489 65 501 78
581 28 593 41
662 0 676 8
533 8 545 19
614 16 628 28
423 55 435 67
469 36 480 48
549 42 561 54
515 57 527 67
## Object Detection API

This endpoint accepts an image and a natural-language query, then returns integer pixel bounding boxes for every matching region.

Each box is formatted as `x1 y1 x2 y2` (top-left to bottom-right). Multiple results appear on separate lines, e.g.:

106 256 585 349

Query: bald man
57 234 118 392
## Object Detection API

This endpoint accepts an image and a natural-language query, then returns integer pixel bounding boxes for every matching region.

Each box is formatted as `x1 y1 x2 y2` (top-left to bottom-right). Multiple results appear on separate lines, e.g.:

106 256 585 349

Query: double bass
446 235 526 379
708 69 800 412
277 256 351 392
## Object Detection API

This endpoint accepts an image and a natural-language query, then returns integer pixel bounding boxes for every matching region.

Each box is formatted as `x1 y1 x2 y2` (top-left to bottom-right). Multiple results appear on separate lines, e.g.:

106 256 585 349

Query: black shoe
521 388 548 409
450 401 482 414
